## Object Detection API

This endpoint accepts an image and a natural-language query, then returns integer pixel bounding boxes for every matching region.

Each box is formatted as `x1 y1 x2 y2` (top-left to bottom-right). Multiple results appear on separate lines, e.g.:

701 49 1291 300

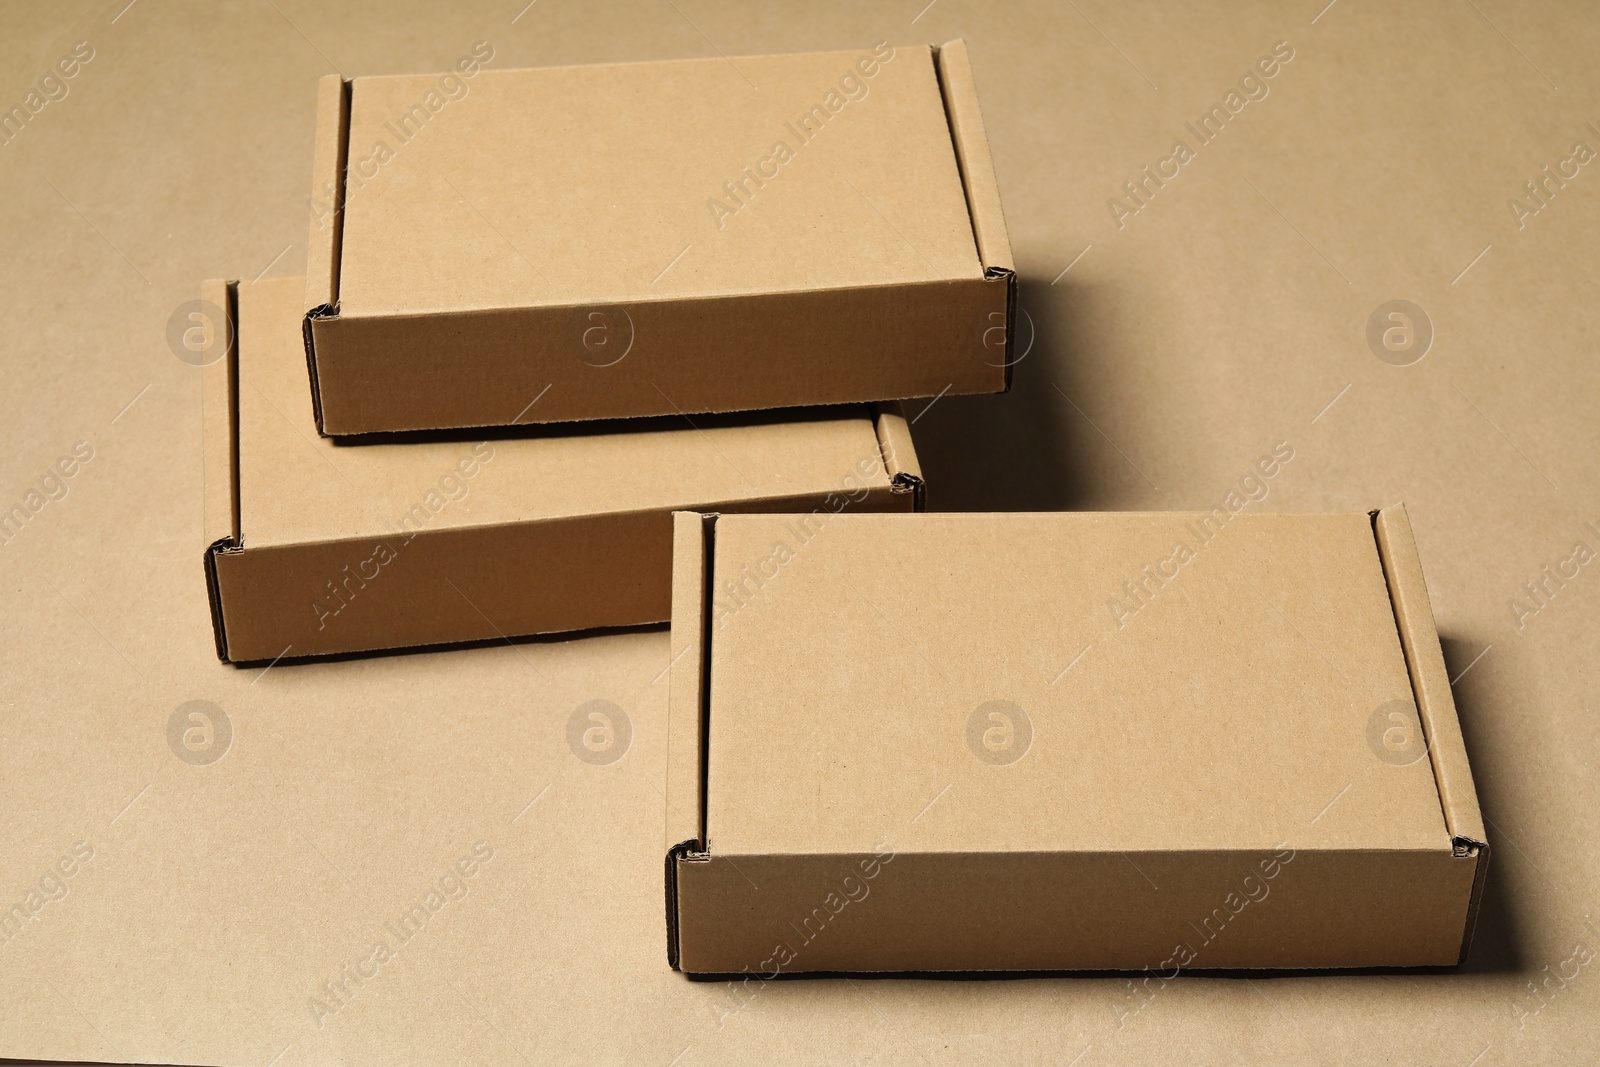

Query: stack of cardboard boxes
203 40 1008 662
202 40 1485 976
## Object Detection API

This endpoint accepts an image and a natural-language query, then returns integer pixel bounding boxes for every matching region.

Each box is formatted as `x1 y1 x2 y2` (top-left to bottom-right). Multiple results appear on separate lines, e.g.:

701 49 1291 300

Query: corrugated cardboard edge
1372 504 1490 964
200 279 241 663
302 73 350 436
934 38 1017 388
873 402 926 510
665 511 716 971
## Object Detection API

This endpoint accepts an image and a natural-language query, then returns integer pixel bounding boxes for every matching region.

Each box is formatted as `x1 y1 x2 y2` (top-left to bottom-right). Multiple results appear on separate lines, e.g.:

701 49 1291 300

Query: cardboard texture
5 2 1600 1064
667 509 1485 973
302 41 1015 435
206 276 921 662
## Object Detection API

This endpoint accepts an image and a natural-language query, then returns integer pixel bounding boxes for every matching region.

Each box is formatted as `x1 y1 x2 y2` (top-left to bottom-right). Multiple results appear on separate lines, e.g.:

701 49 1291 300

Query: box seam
203 280 243 663
665 840 694 972
225 280 242 543
1368 507 1487 963
1369 509 1488 849
203 544 234 662
1369 509 1465 848
931 39 1017 387
303 76 351 437
697 513 717 850
667 512 717 971
929 41 995 277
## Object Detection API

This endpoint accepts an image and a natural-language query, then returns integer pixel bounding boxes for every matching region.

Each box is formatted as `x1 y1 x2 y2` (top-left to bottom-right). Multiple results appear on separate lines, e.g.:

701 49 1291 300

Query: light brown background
1 1 1596 1064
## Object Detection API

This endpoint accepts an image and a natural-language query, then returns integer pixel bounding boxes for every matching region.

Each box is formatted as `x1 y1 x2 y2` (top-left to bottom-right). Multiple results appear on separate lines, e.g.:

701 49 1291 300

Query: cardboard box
301 40 1015 435
665 508 1487 973
203 277 923 663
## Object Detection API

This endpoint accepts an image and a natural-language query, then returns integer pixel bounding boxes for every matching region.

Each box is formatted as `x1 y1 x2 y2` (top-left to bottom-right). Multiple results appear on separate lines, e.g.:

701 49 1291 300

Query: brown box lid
204 277 922 662
302 40 1015 435
667 509 1487 973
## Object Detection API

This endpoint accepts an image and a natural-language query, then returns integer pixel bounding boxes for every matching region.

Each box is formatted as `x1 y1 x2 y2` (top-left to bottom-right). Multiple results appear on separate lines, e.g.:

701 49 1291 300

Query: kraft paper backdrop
1 1 1596 1064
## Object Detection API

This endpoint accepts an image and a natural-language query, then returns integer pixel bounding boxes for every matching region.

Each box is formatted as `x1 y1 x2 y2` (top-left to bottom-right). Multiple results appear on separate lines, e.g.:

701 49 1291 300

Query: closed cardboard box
202 278 922 662
665 509 1487 973
301 40 1014 434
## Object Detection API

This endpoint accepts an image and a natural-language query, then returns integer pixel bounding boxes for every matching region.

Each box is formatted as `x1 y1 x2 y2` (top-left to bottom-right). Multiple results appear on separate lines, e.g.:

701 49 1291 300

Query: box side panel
675 847 1479 974
212 509 665 663
200 279 239 547
666 511 714 970
1373 504 1489 963
667 512 712 854
200 279 240 662
312 280 1005 434
933 40 1017 382
304 74 348 313
933 39 1014 274
303 75 350 434
872 403 925 508
1373 506 1487 848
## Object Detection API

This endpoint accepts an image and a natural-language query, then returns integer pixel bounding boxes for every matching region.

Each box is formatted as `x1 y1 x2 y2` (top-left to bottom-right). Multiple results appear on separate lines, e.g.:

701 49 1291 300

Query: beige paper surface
1 1 1595 1063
